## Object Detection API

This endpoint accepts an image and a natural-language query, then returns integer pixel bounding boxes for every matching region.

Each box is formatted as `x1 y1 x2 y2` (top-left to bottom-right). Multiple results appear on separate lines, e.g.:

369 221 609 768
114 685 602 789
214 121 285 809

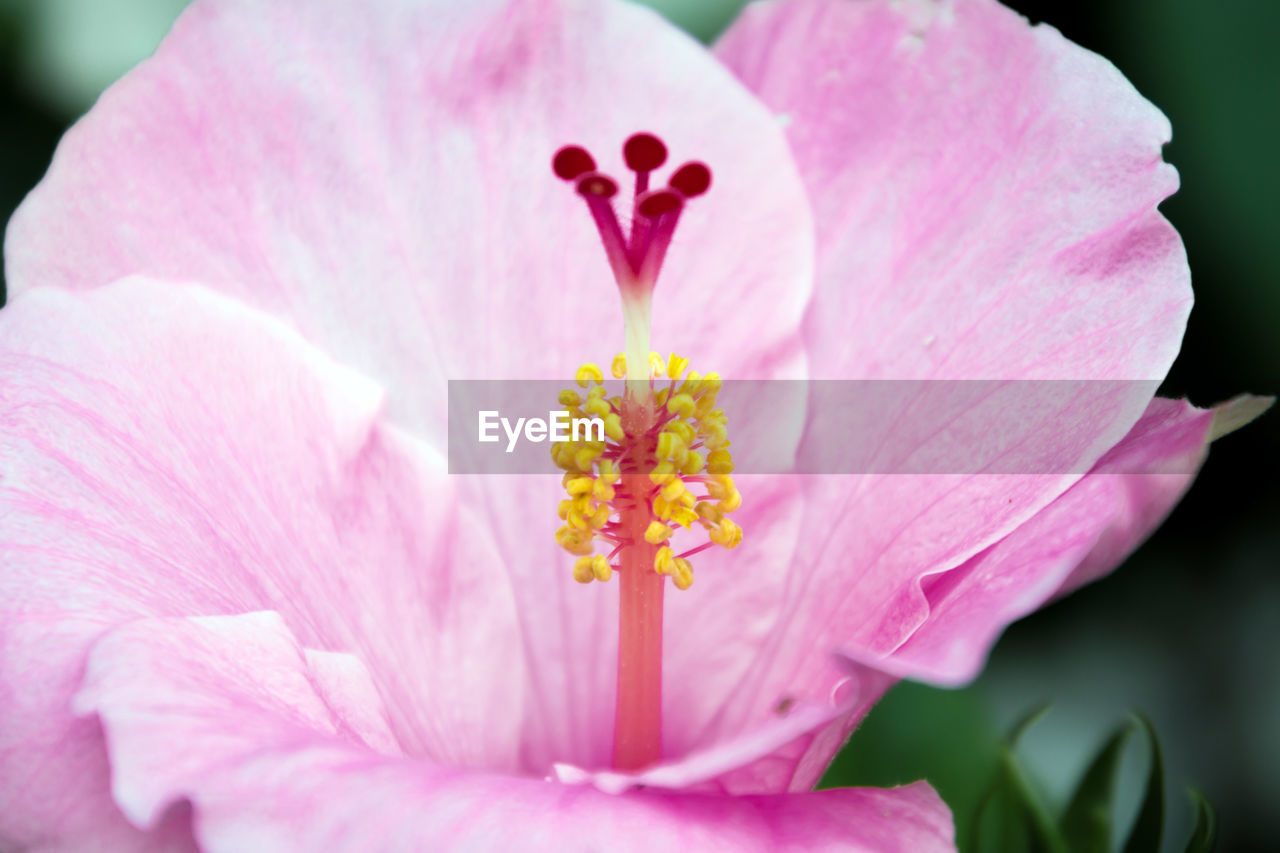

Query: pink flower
0 0 1266 849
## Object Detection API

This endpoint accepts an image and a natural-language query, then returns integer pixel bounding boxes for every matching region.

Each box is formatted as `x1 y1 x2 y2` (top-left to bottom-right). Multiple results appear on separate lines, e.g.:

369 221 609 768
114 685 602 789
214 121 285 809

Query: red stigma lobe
550 131 713 293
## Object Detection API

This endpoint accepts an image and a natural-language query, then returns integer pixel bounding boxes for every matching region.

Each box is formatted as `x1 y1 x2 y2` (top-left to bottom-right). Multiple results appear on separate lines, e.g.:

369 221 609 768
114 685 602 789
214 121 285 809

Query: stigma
549 133 740 591
552 132 711 302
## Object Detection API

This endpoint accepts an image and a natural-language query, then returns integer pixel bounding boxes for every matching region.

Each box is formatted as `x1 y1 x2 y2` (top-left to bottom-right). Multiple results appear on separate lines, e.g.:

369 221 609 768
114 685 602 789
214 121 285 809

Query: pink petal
0 280 523 846
675 0 1197 789
717 395 1264 793
75 610 955 852
840 397 1227 685
717 0 1190 382
6 0 816 447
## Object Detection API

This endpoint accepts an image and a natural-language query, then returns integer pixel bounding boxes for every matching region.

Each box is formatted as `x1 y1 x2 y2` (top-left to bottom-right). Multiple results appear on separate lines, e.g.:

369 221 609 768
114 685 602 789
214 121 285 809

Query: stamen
551 354 743 590
549 134 726 774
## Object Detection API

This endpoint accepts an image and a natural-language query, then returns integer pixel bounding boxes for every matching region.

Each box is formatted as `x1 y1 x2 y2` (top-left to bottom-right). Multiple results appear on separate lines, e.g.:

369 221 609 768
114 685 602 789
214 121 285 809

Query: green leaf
1182 789 1218 853
969 706 1066 853
1060 722 1135 853
1121 715 1166 853
1006 703 1053 747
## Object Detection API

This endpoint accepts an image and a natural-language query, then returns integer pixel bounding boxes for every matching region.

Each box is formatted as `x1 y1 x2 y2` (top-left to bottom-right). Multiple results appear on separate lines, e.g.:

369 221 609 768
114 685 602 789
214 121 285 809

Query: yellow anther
649 461 676 486
672 558 694 590
573 556 596 584
649 352 666 377
707 448 735 475
718 488 742 513
583 396 611 418
556 526 595 556
554 354 742 592
667 420 696 445
695 501 723 524
660 479 686 503
710 519 743 549
679 451 705 476
592 478 615 502
575 363 604 388
667 353 689 380
565 477 593 497
550 446 573 471
670 506 699 528
567 504 591 531
702 423 728 449
667 393 696 419
707 475 735 501
604 412 625 442
656 431 685 461
644 521 673 545
573 446 601 471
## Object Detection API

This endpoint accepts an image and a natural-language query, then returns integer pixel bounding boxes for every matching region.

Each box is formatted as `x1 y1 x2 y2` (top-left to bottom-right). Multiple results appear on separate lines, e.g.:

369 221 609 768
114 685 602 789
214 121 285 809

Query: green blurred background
1 1 1275 850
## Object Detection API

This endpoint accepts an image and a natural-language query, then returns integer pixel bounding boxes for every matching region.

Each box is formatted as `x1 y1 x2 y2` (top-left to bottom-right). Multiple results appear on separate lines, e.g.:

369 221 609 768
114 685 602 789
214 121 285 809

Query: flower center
552 355 743 588
549 133 741 771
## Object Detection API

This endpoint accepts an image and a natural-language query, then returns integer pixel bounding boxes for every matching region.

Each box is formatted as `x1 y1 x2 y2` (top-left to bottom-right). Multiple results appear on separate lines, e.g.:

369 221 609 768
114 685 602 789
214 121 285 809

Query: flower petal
837 397 1229 688
75 610 955 852
6 0 816 445
0 280 523 847
717 0 1190 381
722 395 1260 793
680 0 1197 789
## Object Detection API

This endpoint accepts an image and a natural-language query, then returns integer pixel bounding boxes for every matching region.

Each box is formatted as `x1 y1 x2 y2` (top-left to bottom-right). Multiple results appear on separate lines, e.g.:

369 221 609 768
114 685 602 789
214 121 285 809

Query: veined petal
717 0 1190 382
860 398 1225 684
75 610 955 853
6 0 815 446
704 396 1258 793
0 280 521 849
683 0 1198 789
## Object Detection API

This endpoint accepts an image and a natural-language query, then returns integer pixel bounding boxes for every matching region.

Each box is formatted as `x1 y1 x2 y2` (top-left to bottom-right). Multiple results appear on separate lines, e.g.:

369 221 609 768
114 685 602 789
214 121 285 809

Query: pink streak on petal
665 387 1156 788
0 614 199 852
0 280 521 847
661 0 1200 790
75 610 954 852
6 0 816 449
717 0 1190 382
838 397 1220 686
774 396 1241 788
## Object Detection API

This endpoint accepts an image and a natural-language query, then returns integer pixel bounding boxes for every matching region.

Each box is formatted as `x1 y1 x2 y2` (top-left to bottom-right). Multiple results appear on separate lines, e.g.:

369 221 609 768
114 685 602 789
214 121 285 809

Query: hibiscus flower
0 0 1265 849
